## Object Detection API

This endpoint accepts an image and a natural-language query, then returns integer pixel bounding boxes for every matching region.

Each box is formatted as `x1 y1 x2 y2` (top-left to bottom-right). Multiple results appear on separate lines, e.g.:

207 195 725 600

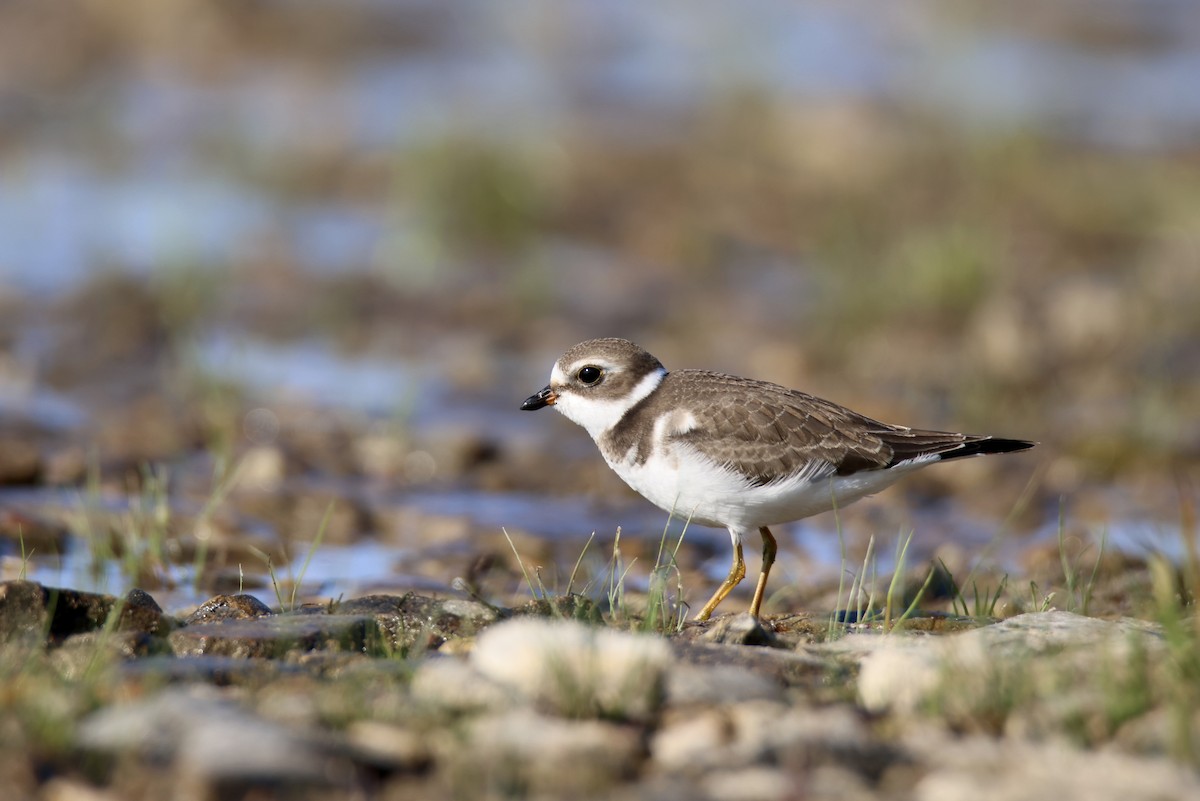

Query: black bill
521 385 557 410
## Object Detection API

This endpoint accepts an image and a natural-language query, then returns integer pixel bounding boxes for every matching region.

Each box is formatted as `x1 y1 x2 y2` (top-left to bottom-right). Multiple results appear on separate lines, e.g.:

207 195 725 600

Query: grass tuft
503 526 547 602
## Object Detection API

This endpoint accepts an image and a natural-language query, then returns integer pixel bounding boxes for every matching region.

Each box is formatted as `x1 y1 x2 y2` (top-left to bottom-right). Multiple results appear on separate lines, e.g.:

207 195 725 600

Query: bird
521 338 1035 621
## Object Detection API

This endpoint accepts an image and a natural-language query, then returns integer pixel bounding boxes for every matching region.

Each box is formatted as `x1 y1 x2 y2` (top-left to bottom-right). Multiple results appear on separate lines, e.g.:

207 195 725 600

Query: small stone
471 618 671 721
651 710 732 771
437 597 500 623
0 436 41 484
41 778 118 801
701 613 779 647
237 445 286 492
451 709 641 795
118 655 291 685
77 686 353 788
52 631 171 678
185 594 275 625
118 589 168 636
337 593 499 653
510 593 603 622
344 721 432 771
808 764 875 799
673 640 838 689
0 580 49 642
168 614 378 658
665 663 784 707
703 766 796 801
653 702 881 777
410 656 515 713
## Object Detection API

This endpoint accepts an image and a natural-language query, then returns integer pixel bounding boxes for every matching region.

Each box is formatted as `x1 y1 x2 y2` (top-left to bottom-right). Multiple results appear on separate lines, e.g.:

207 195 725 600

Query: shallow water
2 1 1199 297
3 477 1174 615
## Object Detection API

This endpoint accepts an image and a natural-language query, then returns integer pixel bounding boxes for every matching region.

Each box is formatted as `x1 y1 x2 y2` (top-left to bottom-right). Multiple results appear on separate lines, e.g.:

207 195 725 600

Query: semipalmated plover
521 338 1035 620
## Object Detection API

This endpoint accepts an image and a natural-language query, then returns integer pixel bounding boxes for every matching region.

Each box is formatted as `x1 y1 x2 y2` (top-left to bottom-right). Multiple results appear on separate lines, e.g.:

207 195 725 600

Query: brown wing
657 371 1032 486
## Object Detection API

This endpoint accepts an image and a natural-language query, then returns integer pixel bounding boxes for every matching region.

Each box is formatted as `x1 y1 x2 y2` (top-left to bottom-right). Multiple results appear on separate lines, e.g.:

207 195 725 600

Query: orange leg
748 526 777 618
695 541 745 621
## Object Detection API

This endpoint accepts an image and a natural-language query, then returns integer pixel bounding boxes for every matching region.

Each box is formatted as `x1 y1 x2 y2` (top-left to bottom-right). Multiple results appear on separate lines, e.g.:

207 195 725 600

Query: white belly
605 442 929 534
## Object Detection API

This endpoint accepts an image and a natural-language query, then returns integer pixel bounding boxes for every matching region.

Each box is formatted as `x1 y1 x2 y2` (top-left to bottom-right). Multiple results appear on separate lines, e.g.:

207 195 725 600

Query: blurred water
195 334 431 416
8 480 1181 614
1 0 1198 295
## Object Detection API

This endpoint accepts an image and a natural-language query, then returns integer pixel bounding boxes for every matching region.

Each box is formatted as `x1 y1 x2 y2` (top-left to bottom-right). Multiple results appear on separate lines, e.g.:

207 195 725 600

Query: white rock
651 710 732 771
855 611 1163 714
76 686 349 784
410 655 515 713
652 702 871 774
456 708 641 795
854 640 944 715
41 778 116 801
236 445 285 492
914 733 1200 801
344 721 429 769
665 663 783 707
471 618 672 720
703 766 796 801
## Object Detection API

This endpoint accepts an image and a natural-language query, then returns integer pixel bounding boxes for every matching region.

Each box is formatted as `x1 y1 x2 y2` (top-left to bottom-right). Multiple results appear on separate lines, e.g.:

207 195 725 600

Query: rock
471 618 671 721
0 580 49 642
0 581 127 642
651 709 734 772
76 686 354 791
856 647 935 716
344 721 432 772
856 611 1164 716
410 656 515 714
437 597 500 624
701 613 779 646
236 445 286 492
652 701 888 779
52 631 172 678
168 614 380 659
117 589 169 636
40 778 119 801
702 766 797 801
912 731 1200 801
510 593 603 622
0 436 41 484
672 640 842 691
336 593 499 654
449 709 641 796
44 586 120 640
118 655 294 686
664 663 784 707
185 594 275 625
807 763 878 799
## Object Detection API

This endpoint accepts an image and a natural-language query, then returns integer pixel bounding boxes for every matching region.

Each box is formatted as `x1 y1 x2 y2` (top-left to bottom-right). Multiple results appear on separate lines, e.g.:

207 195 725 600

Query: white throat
553 366 666 441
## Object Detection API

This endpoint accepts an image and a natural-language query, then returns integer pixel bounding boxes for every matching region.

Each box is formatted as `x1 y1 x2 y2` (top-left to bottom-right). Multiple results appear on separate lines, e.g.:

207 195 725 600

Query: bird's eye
577 366 603 385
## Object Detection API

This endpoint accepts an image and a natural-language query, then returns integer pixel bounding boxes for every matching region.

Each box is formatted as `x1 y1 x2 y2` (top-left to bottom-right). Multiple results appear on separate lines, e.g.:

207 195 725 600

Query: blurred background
0 0 1197 611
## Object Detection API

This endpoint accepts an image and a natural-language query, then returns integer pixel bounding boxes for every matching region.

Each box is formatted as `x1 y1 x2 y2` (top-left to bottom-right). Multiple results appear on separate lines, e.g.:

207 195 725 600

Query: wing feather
656 371 1031 486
